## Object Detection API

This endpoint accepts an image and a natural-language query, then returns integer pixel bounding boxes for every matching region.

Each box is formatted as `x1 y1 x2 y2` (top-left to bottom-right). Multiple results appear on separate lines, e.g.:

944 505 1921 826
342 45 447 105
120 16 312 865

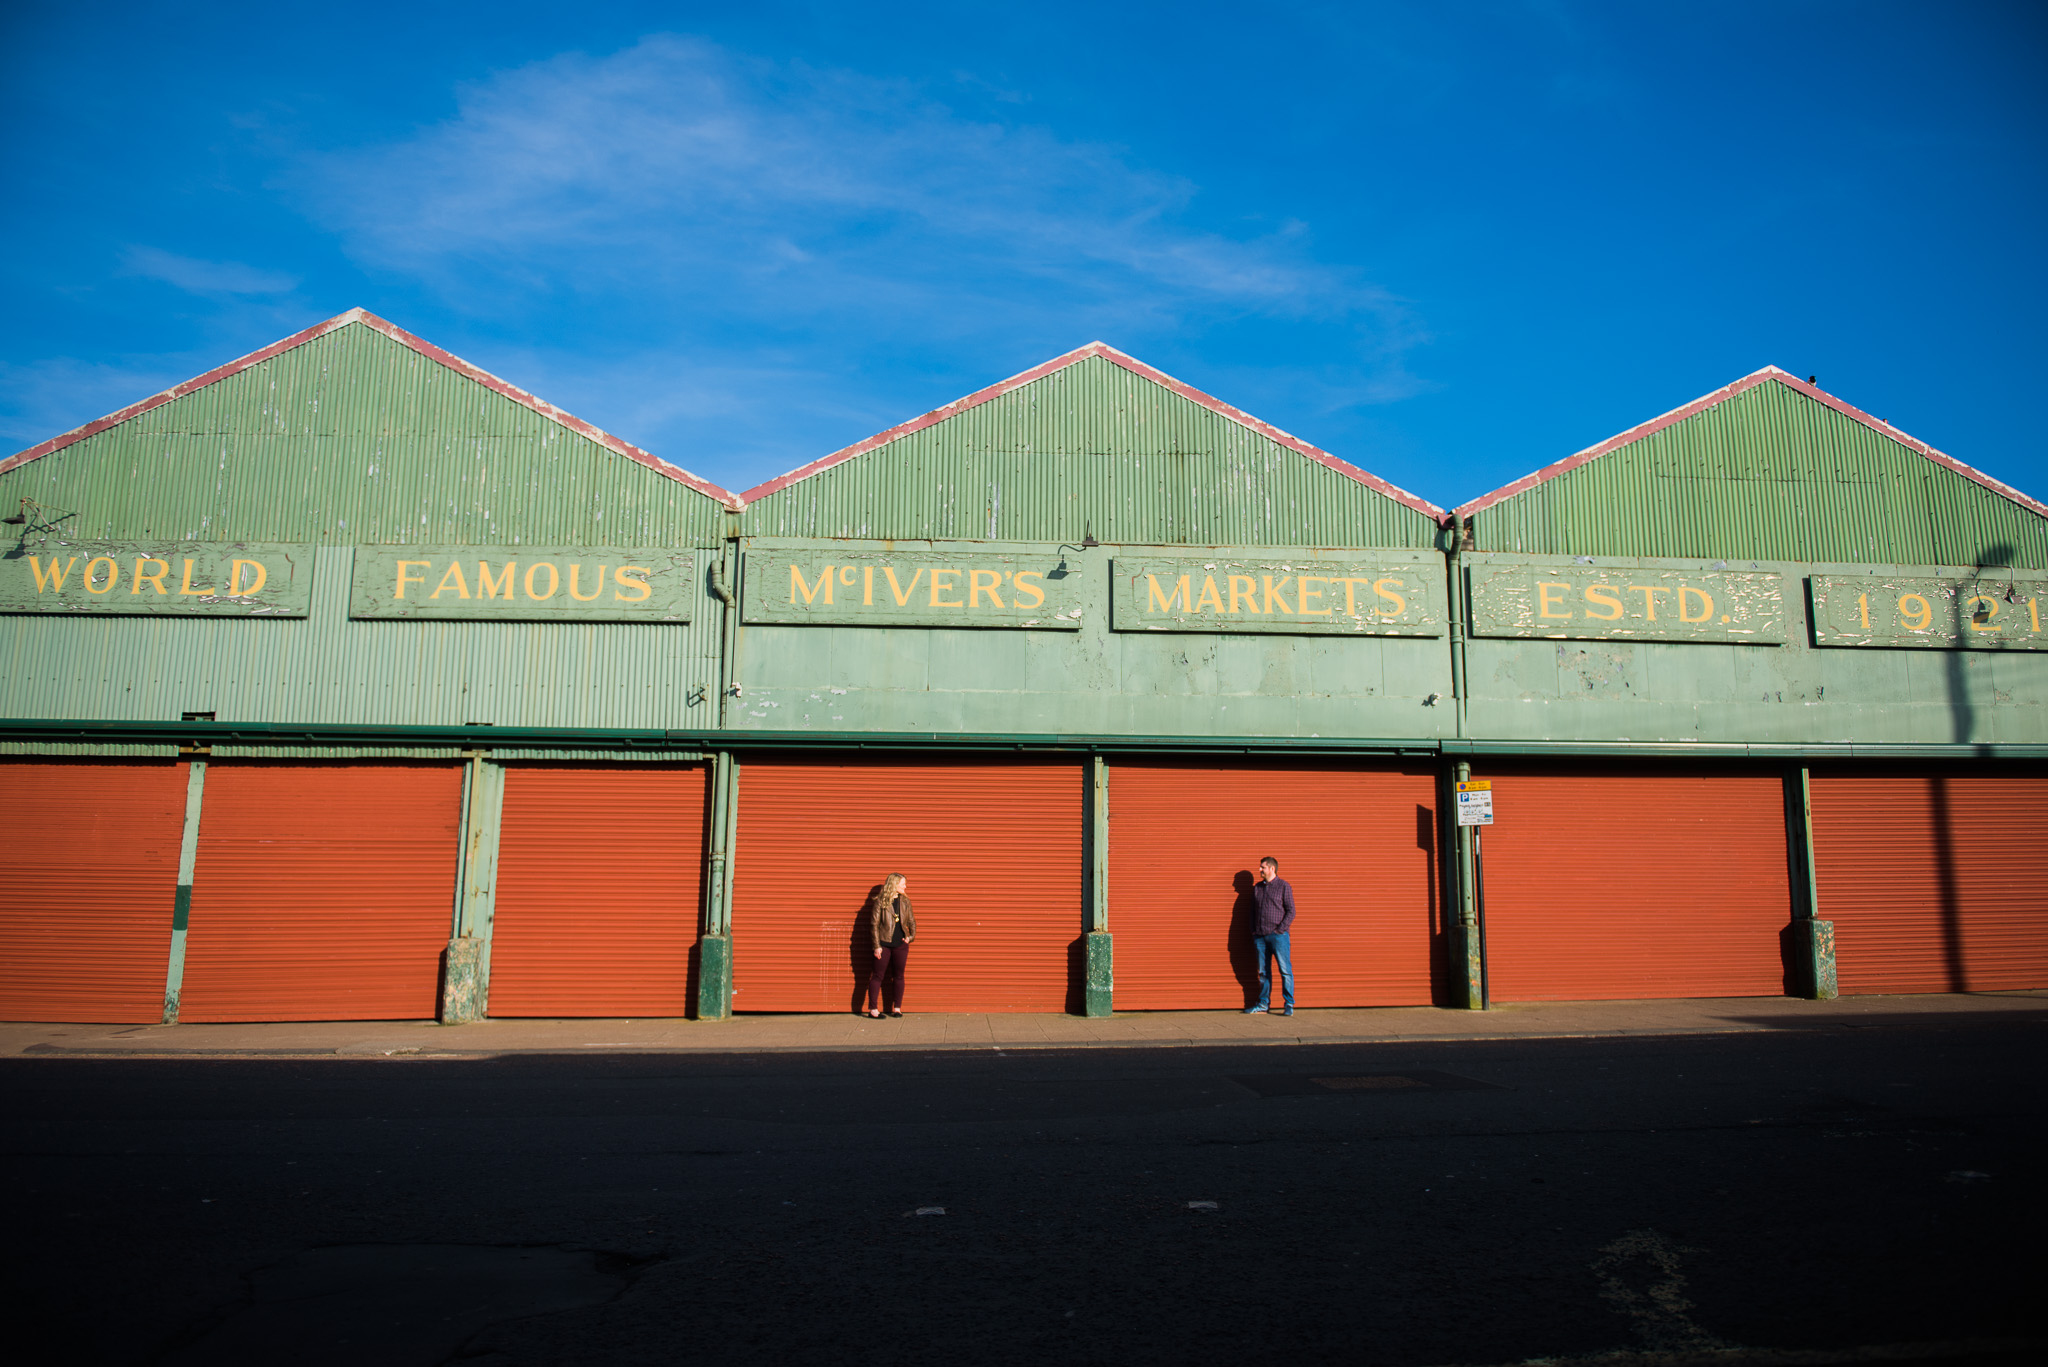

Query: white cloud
300 35 1424 370
119 246 298 296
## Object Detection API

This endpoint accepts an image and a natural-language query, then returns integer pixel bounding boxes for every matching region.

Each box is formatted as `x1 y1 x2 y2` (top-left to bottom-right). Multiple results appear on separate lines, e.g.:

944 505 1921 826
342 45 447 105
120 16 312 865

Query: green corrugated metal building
2 315 2042 1026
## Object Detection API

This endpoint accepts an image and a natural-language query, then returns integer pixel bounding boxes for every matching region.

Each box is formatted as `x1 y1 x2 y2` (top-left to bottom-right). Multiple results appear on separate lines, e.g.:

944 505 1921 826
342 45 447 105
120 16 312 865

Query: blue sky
4 1 2044 509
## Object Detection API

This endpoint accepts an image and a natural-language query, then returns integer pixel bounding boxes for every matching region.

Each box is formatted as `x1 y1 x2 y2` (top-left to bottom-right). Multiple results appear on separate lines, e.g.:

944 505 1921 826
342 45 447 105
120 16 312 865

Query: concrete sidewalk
5 990 2043 1059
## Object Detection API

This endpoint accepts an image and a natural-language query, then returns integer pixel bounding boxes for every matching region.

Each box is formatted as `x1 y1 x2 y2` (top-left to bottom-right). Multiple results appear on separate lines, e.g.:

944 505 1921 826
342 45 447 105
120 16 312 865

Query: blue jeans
1253 932 1294 1009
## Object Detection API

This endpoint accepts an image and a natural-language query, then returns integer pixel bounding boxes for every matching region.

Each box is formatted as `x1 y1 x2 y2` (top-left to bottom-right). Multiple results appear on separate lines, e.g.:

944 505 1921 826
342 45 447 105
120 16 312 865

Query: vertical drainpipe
1444 518 1485 1009
1083 754 1112 1017
161 754 208 1025
1787 765 1837 1000
698 522 743 1020
441 753 503 1024
713 521 743 729
695 750 737 1020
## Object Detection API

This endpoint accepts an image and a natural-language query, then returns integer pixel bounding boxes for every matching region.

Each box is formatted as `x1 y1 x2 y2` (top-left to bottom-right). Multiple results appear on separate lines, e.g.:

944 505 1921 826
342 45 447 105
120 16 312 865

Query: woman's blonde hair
876 872 906 916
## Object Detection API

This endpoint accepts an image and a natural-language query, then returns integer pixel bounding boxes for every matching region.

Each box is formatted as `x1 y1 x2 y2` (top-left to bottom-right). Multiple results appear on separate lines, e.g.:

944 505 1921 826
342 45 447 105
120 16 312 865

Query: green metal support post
1443 523 1485 1010
1787 766 1838 1000
161 755 207 1025
694 750 737 1020
1451 760 1486 1009
1083 754 1113 1016
440 754 503 1024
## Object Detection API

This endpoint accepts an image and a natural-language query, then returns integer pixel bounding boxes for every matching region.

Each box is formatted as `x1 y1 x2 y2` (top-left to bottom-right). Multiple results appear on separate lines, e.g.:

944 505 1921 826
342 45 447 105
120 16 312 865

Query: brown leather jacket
869 893 915 950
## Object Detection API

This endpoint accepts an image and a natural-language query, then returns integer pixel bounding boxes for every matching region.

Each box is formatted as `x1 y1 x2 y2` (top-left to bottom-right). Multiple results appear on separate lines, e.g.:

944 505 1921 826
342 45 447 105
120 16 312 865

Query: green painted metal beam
161 757 207 1025
6 718 2041 761
1084 755 1111 1018
694 751 737 1021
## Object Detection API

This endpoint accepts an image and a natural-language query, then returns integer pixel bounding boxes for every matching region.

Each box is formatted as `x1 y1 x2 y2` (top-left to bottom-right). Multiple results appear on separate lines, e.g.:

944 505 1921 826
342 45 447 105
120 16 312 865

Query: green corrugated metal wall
1469 379 2048 568
742 355 1438 548
0 320 729 548
0 319 730 730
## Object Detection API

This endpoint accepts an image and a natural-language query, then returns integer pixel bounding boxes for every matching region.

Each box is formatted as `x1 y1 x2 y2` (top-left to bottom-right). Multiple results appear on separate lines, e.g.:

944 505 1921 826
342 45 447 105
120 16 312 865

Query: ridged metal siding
0 546 723 728
178 763 462 1022
0 321 727 548
487 764 708 1017
731 759 1084 1012
1810 769 2048 992
743 356 1438 548
0 760 184 1022
1471 381 2048 566
1107 760 1438 1009
1477 768 1791 1001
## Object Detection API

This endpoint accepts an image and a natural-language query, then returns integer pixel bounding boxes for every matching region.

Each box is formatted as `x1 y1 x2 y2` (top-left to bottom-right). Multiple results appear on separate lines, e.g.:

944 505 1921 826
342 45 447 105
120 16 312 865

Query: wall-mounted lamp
3 497 74 531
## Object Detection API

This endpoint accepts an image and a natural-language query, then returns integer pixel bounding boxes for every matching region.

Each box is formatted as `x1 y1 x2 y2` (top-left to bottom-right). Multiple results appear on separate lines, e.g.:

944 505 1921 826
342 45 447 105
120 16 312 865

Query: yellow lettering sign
1194 575 1224 614
929 569 964 608
883 566 924 606
1538 582 1572 618
1299 576 1331 615
791 563 834 605
568 563 606 601
969 569 1005 608
1583 584 1623 620
863 565 874 606
1631 585 1670 620
1012 571 1045 609
130 557 170 595
1147 574 1193 613
1228 575 1256 615
84 556 119 594
178 559 213 596
27 556 77 593
1898 593 1932 632
524 562 559 601
1262 575 1295 614
432 562 472 599
476 561 515 600
1374 577 1408 617
395 560 430 598
1679 586 1714 623
613 566 652 601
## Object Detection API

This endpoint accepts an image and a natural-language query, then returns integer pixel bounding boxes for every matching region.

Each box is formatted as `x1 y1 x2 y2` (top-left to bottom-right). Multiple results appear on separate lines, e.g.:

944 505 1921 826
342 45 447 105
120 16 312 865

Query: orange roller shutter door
178 763 461 1023
1107 761 1440 1010
733 759 1084 1013
1809 769 2048 994
0 760 185 1024
1479 769 1790 1002
487 764 709 1017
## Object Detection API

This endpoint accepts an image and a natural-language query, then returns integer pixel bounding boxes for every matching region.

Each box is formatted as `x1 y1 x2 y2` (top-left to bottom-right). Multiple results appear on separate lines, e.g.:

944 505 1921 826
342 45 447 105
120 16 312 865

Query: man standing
1245 855 1296 1016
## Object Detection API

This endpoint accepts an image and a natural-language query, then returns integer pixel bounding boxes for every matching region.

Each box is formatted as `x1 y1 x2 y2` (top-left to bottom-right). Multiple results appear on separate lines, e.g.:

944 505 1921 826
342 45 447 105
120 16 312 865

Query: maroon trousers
867 940 909 1012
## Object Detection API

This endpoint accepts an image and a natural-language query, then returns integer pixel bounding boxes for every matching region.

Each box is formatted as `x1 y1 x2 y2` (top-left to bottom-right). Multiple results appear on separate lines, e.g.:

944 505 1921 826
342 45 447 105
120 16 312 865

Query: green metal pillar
1450 760 1486 1010
694 750 737 1020
1082 754 1113 1017
440 755 503 1024
161 756 207 1025
1787 766 1838 1000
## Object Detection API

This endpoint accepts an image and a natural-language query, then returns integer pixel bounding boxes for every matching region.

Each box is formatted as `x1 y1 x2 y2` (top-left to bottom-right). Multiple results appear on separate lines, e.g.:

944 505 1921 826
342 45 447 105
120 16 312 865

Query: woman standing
865 872 915 1019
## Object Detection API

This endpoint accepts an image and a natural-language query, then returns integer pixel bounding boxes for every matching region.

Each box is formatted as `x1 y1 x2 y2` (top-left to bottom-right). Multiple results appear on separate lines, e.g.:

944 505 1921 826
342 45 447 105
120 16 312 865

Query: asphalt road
8 1015 2044 1366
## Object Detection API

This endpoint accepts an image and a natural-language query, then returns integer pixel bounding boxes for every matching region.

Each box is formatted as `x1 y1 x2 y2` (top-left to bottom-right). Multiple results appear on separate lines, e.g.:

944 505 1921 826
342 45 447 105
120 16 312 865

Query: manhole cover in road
1231 1070 1504 1098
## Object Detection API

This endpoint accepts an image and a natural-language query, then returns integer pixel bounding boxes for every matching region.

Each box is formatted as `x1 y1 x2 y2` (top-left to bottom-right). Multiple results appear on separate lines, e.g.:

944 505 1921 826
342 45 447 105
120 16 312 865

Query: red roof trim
0 308 744 509
1452 366 2048 522
736 341 1448 520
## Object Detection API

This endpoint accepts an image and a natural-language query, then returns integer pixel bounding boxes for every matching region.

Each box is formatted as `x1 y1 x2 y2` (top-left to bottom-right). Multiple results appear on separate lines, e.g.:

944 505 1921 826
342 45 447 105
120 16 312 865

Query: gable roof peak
0 309 743 508
738 342 1447 520
1453 365 2047 522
